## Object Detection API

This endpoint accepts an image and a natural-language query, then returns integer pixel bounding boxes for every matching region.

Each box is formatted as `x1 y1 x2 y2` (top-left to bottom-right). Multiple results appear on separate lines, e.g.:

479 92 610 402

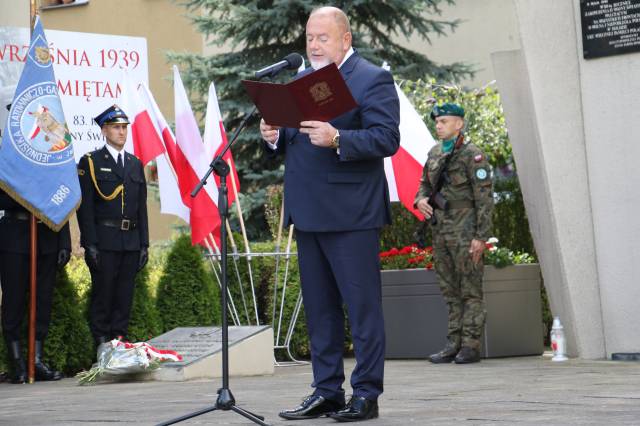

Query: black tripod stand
157 54 304 426
157 106 268 426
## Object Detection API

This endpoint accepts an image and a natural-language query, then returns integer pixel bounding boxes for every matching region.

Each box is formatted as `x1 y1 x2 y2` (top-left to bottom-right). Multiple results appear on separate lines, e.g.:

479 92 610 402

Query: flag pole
27 0 38 385
227 159 259 325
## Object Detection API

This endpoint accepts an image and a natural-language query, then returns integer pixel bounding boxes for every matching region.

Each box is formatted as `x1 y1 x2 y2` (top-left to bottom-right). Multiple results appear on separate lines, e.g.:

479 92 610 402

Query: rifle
413 133 463 248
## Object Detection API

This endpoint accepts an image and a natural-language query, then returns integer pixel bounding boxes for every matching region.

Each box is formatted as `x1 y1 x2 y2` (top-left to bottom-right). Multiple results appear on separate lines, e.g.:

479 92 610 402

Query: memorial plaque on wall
580 0 640 59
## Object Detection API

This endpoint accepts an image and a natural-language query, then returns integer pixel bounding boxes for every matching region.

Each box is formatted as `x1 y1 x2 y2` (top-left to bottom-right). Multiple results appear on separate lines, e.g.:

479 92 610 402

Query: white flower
487 237 499 244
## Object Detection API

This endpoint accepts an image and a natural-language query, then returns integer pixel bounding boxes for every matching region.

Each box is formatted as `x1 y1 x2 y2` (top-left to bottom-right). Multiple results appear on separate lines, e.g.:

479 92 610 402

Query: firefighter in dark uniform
76 105 149 347
0 188 70 383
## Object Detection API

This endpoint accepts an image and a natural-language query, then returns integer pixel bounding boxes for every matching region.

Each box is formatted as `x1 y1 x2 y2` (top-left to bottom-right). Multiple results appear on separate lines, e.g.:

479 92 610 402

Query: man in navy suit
261 6 400 422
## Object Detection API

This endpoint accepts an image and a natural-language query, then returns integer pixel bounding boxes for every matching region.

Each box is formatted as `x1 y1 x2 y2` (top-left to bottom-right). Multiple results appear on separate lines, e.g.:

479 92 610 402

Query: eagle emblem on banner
34 46 51 65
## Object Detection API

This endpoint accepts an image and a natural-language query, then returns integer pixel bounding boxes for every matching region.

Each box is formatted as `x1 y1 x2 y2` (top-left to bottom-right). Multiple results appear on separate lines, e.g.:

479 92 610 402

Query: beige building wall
0 0 29 26
38 0 202 119
397 0 521 86
1 1 203 117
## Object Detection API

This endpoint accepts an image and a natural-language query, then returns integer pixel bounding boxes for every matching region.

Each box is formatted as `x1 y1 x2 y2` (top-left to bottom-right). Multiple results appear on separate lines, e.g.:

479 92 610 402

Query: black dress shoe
329 396 378 422
428 341 459 364
279 394 344 420
454 346 481 364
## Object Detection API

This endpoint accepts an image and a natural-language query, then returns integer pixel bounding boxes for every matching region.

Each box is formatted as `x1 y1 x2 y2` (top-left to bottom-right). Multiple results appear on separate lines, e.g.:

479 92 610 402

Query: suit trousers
0 252 57 342
88 250 139 340
296 228 385 402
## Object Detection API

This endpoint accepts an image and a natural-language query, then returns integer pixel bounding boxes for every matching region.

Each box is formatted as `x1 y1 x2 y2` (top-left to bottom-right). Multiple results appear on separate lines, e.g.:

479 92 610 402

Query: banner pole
30 0 37 34
27 0 39 385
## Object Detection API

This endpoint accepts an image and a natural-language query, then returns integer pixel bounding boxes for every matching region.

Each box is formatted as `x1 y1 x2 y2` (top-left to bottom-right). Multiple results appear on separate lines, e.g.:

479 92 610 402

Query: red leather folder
242 63 358 128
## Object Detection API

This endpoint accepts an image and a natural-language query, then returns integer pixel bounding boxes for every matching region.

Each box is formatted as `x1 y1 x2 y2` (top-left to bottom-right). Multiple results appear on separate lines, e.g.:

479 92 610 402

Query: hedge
155 233 221 333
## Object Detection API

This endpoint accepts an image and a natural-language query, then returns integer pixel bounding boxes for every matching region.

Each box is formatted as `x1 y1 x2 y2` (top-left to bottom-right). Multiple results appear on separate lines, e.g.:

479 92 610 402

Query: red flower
426 262 434 270
399 246 413 255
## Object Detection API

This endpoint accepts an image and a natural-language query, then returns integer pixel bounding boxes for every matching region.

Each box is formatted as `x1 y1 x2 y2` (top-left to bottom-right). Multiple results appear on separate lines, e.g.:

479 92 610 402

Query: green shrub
127 265 162 342
127 244 168 341
492 178 535 255
380 203 424 251
0 332 7 373
43 267 94 375
65 255 92 309
156 234 221 332
225 236 310 359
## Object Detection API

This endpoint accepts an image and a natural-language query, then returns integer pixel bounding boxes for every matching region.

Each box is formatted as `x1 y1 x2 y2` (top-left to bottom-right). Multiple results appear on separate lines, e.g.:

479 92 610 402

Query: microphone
255 53 304 79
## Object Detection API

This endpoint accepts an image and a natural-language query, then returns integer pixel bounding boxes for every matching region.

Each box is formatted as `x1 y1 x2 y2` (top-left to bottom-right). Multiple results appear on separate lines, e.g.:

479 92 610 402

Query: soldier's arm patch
475 168 488 180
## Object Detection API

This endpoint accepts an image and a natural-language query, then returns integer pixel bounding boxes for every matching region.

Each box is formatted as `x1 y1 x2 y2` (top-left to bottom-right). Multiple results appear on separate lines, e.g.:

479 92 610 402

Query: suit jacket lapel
339 51 360 84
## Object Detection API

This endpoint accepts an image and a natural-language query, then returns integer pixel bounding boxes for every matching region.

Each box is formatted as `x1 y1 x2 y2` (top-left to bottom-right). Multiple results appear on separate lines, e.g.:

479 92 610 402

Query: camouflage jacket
414 138 493 241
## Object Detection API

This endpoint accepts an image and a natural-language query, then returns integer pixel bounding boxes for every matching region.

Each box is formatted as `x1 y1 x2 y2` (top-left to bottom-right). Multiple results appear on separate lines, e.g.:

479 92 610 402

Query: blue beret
94 104 130 127
430 103 465 120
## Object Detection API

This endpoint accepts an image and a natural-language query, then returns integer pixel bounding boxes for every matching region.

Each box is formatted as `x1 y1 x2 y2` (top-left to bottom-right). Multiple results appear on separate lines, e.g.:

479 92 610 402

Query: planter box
381 264 544 359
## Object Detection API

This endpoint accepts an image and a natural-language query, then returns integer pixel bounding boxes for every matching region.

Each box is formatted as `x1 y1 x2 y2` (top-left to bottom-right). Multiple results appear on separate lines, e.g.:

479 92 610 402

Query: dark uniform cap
94 104 130 127
430 103 465 120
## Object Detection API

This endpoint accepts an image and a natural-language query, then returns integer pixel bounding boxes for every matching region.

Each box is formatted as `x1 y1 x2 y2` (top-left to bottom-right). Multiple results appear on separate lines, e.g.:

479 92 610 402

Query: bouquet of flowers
76 339 182 385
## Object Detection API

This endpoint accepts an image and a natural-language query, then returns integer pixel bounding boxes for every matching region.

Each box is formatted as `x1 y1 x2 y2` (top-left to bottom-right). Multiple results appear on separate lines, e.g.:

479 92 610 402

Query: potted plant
380 239 544 359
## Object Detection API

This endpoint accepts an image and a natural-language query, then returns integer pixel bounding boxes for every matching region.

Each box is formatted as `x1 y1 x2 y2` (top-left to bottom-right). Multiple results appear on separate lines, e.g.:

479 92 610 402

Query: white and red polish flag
118 72 166 166
135 82 190 224
203 82 240 206
381 76 436 219
173 65 222 246
381 63 436 219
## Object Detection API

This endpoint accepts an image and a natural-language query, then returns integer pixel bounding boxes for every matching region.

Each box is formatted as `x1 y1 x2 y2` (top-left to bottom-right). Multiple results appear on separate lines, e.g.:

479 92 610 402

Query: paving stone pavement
1 355 639 425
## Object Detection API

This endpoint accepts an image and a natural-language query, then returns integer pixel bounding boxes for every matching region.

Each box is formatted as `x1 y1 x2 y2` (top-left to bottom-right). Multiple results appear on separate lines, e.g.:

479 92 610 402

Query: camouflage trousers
432 232 486 350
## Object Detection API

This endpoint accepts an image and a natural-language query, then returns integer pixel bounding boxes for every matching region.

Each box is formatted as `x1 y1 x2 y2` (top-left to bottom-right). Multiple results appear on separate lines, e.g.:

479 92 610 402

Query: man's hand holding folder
243 62 358 129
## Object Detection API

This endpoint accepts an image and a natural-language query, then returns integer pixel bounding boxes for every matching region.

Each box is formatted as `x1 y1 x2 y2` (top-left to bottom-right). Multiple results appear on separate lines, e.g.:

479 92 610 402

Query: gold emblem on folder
309 82 332 103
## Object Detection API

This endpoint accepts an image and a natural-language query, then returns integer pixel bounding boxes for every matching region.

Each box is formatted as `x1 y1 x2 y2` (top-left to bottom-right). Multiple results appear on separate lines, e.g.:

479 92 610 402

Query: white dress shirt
105 144 125 167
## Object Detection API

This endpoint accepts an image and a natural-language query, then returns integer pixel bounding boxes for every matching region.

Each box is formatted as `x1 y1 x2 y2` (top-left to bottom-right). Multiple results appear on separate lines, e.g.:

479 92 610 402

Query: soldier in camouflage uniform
414 103 493 364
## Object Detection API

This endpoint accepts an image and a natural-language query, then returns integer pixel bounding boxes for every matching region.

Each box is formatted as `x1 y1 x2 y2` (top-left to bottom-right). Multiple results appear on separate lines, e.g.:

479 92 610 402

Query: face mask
442 137 456 154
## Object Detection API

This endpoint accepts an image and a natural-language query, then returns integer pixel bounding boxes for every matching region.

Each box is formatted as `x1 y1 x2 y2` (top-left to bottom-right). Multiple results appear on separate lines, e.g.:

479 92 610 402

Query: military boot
7 341 27 384
454 346 481 364
34 341 63 381
428 340 459 364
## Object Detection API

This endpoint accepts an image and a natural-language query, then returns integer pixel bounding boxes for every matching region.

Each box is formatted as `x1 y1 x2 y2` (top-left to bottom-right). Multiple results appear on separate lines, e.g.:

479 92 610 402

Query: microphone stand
157 68 287 425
